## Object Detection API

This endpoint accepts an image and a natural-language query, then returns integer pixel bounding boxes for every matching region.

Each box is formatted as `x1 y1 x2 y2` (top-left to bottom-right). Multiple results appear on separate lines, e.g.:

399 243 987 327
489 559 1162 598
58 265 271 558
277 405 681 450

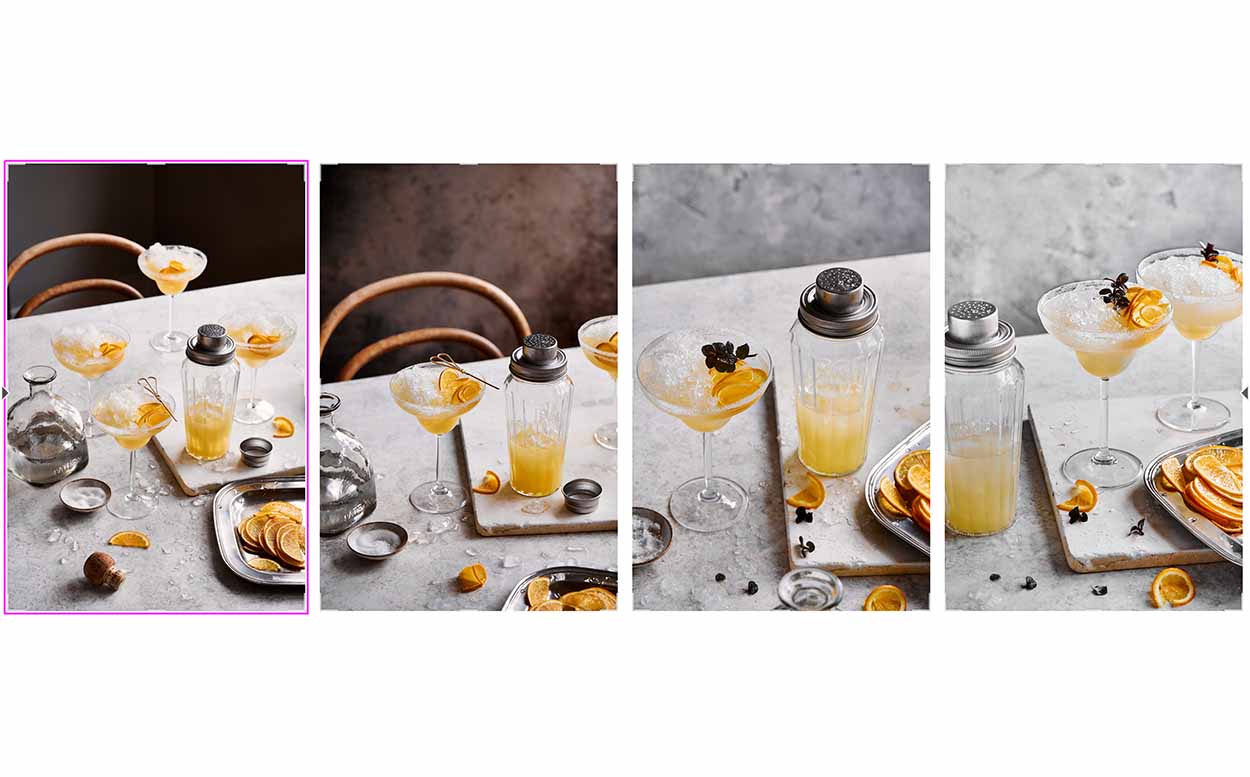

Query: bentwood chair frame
7 233 146 317
320 271 532 381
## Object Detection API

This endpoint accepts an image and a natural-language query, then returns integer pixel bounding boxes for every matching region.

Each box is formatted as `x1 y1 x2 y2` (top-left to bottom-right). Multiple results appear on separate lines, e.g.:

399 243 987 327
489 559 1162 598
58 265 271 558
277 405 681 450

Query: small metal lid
240 437 273 468
186 324 236 366
797 267 880 338
562 478 602 514
945 300 1016 369
510 333 568 382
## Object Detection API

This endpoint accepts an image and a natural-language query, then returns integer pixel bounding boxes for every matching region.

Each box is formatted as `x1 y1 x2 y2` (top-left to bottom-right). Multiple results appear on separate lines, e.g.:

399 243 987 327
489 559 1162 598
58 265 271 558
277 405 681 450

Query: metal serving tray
501 566 618 611
863 421 930 556
1143 429 1242 567
213 474 308 586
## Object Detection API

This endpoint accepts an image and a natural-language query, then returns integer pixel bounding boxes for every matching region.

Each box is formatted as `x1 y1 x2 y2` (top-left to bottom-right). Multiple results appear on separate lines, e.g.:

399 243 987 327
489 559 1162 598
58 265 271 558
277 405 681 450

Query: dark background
6 163 306 318
320 164 618 381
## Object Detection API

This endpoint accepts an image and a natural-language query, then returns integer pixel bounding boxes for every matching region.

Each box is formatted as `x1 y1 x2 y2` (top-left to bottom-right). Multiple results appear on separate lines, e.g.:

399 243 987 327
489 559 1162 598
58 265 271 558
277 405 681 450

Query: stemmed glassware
1137 245 1243 432
92 382 176 519
50 322 129 439
1038 277 1172 488
577 314 618 450
223 310 298 424
137 243 207 353
637 328 773 531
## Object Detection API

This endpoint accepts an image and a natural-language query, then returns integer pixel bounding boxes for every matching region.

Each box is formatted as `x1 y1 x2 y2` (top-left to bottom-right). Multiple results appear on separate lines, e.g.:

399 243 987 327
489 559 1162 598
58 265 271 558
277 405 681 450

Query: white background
1 1 1246 774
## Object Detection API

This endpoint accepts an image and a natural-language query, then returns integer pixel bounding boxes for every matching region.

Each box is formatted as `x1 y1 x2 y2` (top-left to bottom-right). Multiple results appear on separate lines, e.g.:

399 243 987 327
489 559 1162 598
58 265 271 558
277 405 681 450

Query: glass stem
1094 378 1114 464
85 378 95 432
166 295 174 338
432 434 447 494
128 450 138 497
700 432 718 501
249 366 260 409
1188 339 1201 409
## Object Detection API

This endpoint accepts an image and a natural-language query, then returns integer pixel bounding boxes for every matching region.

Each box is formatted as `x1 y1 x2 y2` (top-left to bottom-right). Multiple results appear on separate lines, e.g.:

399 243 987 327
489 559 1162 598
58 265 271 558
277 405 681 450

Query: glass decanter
319 392 377 535
6 365 89 485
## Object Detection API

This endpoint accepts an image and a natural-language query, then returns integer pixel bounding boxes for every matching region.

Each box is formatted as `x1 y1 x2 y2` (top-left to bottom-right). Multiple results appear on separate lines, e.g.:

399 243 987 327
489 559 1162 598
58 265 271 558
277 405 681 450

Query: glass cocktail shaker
505 334 574 497
182 324 241 462
790 267 885 476
945 301 1025 536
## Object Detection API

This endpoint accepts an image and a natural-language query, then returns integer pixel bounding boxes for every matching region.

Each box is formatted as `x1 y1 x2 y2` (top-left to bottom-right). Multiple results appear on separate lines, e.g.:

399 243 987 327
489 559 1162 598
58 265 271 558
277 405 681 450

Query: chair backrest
320 271 532 380
17 278 144 317
8 232 147 317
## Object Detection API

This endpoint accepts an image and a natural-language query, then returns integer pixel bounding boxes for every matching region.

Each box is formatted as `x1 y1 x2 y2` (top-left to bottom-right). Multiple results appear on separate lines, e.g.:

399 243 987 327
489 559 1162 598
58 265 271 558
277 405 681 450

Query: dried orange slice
1188 445 1242 473
473 470 502 495
275 524 306 569
894 450 930 492
907 465 931 500
530 601 568 611
595 339 618 354
863 584 907 611
272 416 295 438
108 531 150 549
1149 567 1195 608
246 332 283 346
785 472 826 510
878 476 910 516
247 558 282 572
452 380 482 405
437 368 465 396
526 577 550 606
1159 457 1185 492
135 401 171 426
1191 455 1242 502
911 495 931 532
240 514 268 548
258 501 303 522
98 341 127 357
1057 480 1098 512
1130 302 1168 328
457 563 487 592
158 260 187 275
1184 478 1242 521
560 589 615 611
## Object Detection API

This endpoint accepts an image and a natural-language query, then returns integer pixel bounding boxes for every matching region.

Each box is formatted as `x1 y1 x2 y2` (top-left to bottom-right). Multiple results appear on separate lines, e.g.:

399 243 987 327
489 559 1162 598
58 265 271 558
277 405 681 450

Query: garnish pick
429 353 499 390
137 376 177 421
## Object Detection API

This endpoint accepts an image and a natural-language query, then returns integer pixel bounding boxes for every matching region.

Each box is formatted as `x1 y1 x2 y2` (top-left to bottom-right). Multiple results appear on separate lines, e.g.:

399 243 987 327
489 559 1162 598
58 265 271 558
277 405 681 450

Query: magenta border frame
2 159 311 615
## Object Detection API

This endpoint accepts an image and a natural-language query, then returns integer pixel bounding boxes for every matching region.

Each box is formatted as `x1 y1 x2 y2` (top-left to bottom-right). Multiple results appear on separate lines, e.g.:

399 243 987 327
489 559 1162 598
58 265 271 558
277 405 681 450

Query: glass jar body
945 359 1026 536
504 374 574 497
182 359 241 461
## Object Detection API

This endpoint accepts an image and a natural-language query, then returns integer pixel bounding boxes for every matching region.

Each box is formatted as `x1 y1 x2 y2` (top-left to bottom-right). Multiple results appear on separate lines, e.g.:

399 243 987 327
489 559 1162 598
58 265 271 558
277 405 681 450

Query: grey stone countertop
946 321 1243 610
319 353 616 611
633 254 932 611
5 276 308 612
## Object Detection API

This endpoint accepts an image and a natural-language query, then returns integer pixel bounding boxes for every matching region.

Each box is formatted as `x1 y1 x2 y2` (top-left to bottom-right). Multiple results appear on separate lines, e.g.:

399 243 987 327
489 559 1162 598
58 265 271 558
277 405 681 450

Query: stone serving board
463 347 618 536
1029 389 1240 573
771 362 929 577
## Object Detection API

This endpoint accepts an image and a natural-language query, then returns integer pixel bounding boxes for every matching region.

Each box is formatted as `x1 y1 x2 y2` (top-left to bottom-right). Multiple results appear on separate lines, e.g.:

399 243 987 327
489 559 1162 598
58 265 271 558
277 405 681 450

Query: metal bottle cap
186 324 236 366
945 300 1016 369
509 334 567 382
797 267 879 338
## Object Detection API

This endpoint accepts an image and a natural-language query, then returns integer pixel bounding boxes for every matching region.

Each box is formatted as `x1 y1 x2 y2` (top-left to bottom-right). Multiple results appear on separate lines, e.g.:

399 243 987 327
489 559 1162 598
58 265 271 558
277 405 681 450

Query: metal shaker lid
797 267 879 338
945 300 1016 368
509 334 567 382
186 324 236 366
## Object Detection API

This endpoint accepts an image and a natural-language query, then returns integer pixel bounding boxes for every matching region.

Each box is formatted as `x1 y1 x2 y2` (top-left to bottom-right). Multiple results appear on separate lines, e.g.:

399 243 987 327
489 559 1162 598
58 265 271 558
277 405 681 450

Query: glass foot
669 475 747 532
593 421 618 450
150 330 188 353
1156 395 1230 433
109 489 157 520
236 398 276 425
410 481 467 515
1062 447 1142 490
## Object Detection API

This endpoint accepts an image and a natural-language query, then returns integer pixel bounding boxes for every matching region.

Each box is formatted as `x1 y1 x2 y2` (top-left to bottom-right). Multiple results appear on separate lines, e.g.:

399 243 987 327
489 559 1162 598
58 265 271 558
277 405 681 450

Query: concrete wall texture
320 164 617 381
947 164 1243 336
633 164 929 285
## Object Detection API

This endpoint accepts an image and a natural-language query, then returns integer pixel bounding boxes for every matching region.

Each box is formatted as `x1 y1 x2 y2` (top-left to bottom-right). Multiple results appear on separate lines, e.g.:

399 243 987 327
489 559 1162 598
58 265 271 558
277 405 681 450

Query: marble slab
1030 390 1240 572
462 348 617 536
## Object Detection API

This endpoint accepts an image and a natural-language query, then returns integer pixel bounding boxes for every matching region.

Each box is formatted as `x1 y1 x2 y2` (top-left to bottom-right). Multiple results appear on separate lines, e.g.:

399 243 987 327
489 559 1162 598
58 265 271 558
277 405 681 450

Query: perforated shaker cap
797 267 879 338
509 334 568 382
945 300 1016 368
186 324 236 366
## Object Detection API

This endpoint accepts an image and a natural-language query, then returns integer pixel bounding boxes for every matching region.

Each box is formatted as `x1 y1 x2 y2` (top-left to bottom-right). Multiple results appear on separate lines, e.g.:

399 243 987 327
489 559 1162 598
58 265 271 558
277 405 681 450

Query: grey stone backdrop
320 164 617 381
947 164 1243 336
633 164 930 285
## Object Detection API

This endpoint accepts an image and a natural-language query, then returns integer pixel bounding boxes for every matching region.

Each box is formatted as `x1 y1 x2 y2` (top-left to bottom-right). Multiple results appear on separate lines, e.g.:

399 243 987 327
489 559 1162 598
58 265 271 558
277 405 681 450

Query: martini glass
50 322 129 439
137 243 208 353
92 383 176 519
577 314 618 450
390 362 484 526
1038 279 1172 488
1138 247 1243 432
223 310 298 424
637 328 773 532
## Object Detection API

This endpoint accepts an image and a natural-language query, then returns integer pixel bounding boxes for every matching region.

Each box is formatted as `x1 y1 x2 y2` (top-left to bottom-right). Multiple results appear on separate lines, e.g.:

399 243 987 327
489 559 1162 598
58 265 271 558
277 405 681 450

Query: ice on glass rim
637 328 773 532
390 362 485 518
223 309 298 424
51 321 130 439
138 243 208 353
92 383 177 520
1037 277 1172 489
577 314 619 450
1137 246 1243 431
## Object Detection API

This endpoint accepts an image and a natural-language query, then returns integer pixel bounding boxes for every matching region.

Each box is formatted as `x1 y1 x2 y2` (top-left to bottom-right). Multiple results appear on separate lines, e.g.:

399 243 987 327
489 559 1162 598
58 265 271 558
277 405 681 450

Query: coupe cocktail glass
1137 246 1243 432
1038 278 1171 488
137 243 207 353
390 362 484 524
577 314 618 450
92 383 176 519
223 310 298 424
637 328 773 531
51 322 129 439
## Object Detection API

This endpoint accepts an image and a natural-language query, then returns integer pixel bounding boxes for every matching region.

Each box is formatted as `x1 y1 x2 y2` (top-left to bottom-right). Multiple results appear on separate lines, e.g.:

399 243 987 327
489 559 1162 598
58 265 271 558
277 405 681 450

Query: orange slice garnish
98 341 127 357
595 339 618 354
157 260 188 275
452 380 482 405
785 472 826 510
863 584 907 611
457 563 487 592
247 333 283 346
472 470 502 495
1149 567 1195 608
1057 479 1098 512
530 601 568 611
135 402 171 427
1159 457 1185 492
437 368 465 397
526 577 551 606
272 416 295 438
108 531 151 549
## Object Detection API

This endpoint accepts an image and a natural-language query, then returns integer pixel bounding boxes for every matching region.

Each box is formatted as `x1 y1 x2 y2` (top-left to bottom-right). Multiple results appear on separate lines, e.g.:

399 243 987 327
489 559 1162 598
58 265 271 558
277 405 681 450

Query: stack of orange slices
875 449 931 533
709 361 768 407
1205 251 1242 287
237 500 306 571
1123 285 1170 330
1158 445 1242 536
437 367 483 406
526 576 617 611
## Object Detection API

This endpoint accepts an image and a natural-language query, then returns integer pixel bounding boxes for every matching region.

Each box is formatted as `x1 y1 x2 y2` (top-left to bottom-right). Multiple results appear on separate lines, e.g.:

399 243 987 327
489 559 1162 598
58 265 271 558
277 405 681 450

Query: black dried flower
1128 518 1146 537
1201 242 1219 263
989 573 1001 581
745 580 759 595
1068 506 1089 524
1091 585 1108 596
1022 576 1038 591
795 507 814 524
1100 273 1132 314
701 340 755 373
714 572 726 582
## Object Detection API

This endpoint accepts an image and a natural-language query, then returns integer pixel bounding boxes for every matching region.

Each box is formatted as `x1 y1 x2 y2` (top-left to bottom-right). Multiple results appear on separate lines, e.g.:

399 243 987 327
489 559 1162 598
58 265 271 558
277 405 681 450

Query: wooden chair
8 233 146 317
320 271 532 381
